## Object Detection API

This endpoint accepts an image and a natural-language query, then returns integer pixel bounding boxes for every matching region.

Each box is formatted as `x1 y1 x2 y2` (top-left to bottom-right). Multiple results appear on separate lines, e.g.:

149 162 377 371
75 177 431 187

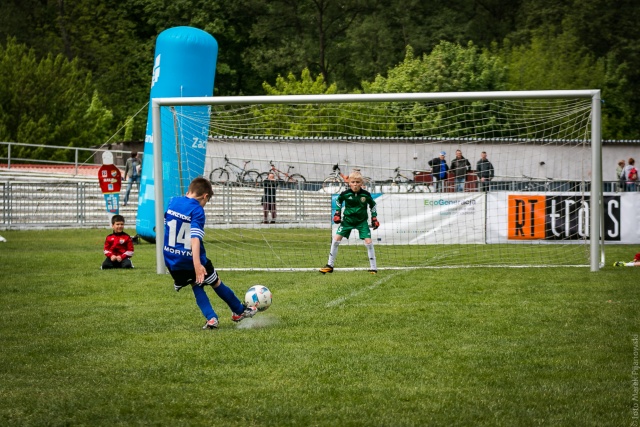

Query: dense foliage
0 0 638 145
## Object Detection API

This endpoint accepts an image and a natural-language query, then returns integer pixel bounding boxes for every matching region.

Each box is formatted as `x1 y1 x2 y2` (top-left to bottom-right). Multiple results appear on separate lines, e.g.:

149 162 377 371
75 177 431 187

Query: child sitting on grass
102 214 134 269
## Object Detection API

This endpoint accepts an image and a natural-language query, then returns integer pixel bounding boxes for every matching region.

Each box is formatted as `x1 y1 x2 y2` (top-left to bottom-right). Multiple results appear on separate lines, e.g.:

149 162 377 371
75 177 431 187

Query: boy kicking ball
163 177 257 329
319 171 379 275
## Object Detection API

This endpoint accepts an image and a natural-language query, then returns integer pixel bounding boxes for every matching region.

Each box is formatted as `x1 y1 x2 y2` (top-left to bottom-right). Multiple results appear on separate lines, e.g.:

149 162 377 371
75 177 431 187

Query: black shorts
168 259 218 287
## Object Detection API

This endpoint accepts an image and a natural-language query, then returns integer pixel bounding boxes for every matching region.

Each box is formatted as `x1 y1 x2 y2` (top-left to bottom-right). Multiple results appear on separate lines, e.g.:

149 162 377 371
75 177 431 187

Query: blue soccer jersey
163 196 207 271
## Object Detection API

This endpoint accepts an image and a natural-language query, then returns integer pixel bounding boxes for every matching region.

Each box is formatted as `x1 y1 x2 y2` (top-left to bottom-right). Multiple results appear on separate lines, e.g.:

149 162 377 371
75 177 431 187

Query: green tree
501 28 632 139
244 0 374 91
0 38 113 159
363 42 507 93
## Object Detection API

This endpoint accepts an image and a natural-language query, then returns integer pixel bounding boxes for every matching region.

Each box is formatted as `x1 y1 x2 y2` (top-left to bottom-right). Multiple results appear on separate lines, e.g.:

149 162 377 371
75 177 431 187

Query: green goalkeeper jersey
335 188 377 225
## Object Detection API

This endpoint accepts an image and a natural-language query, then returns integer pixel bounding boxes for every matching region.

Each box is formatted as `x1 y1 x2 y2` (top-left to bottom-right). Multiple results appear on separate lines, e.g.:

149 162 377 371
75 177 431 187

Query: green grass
0 229 638 426
207 228 592 269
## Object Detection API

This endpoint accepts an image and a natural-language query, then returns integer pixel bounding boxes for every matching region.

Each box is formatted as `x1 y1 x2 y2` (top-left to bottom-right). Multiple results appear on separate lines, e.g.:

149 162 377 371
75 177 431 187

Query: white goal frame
152 90 603 274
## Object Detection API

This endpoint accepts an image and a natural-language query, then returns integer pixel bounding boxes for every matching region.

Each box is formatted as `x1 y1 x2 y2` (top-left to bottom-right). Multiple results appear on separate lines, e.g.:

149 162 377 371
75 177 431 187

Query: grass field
0 229 638 426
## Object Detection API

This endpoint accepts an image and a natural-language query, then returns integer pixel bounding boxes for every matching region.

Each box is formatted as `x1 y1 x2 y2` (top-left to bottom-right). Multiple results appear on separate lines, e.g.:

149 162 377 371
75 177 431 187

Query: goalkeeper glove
333 210 342 224
371 217 380 230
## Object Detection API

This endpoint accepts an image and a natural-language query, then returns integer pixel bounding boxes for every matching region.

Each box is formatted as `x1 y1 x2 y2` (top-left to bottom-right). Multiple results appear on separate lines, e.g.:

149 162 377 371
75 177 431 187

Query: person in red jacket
102 214 135 269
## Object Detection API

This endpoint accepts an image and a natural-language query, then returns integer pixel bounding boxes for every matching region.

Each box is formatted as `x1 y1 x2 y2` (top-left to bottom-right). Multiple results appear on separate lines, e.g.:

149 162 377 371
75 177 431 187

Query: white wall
205 139 640 183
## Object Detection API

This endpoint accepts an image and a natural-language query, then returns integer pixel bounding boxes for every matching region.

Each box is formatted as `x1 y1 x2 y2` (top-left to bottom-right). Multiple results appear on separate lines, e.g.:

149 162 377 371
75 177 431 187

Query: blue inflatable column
136 26 217 242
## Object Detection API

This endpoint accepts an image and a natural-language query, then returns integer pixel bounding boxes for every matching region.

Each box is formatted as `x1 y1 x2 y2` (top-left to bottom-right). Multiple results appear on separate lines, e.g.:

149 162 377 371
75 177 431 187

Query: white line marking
325 271 404 308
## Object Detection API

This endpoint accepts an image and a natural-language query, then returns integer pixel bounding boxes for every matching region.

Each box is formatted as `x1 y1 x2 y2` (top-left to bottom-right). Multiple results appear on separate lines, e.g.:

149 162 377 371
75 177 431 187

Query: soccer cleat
231 305 258 322
368 269 377 275
202 317 219 329
613 261 625 267
319 265 334 274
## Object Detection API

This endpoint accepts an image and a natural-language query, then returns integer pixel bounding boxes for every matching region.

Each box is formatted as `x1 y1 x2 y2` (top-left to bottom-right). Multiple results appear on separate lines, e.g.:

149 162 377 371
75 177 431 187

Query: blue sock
192 285 217 320
213 281 244 314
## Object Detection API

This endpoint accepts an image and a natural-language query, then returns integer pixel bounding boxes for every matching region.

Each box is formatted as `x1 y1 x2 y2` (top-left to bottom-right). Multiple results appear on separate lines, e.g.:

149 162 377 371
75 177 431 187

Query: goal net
151 91 603 273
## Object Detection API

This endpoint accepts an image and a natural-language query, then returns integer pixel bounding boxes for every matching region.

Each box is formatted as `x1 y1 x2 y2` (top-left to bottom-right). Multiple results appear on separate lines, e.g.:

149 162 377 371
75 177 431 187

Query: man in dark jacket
450 149 471 192
476 151 495 191
428 151 449 193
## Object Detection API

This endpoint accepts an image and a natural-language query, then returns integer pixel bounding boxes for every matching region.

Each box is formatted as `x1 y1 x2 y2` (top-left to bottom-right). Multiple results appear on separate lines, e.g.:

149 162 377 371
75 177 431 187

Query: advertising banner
334 193 486 245
332 192 640 246
487 192 640 244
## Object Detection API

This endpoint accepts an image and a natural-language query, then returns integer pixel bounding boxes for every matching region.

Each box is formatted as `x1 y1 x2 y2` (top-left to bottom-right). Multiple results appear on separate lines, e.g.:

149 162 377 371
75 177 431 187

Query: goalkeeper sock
327 240 340 266
192 285 217 320
214 281 245 314
365 242 377 270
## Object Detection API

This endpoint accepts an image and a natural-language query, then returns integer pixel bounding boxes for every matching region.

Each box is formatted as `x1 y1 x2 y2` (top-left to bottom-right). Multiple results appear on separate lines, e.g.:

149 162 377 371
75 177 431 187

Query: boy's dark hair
112 214 125 225
131 151 138 158
188 177 213 197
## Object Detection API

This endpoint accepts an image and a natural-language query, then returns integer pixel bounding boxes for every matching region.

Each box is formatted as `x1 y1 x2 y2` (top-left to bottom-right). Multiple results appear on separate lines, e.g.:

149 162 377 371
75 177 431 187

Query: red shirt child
102 214 134 269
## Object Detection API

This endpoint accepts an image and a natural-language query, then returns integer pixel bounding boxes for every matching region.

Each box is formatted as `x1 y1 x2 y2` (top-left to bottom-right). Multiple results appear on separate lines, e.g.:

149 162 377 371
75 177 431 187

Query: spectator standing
624 157 638 192
476 151 495 192
262 172 277 224
450 149 471 192
123 151 141 206
616 159 626 192
428 151 449 193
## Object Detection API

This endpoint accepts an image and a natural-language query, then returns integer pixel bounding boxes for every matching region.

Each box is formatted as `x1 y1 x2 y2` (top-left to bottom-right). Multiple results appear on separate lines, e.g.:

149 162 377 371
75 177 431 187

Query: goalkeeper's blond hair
349 171 363 182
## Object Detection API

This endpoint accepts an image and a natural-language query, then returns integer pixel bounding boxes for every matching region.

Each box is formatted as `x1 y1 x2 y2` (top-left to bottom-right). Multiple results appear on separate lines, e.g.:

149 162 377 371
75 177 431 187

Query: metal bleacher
0 168 333 230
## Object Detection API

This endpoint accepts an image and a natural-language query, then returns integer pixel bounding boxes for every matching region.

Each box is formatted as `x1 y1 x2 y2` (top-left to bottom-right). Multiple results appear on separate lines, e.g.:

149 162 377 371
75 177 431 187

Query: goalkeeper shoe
319 265 334 274
202 317 219 329
231 305 257 323
613 261 625 267
368 269 377 275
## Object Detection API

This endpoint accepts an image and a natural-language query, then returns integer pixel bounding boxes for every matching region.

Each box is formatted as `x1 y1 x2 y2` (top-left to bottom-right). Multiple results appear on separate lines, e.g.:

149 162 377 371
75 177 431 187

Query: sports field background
0 229 637 426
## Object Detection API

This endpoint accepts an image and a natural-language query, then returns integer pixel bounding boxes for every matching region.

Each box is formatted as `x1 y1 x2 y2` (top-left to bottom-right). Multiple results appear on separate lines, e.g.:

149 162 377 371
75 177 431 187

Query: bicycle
321 164 375 193
411 169 433 192
259 160 306 189
386 167 415 192
208 155 262 186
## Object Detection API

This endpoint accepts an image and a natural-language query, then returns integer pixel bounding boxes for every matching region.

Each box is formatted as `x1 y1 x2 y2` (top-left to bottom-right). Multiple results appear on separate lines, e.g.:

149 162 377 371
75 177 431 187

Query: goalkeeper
320 171 379 275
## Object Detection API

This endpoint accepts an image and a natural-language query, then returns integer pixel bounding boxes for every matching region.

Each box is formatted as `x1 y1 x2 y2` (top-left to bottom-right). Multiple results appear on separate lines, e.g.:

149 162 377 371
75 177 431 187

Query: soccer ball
244 285 272 312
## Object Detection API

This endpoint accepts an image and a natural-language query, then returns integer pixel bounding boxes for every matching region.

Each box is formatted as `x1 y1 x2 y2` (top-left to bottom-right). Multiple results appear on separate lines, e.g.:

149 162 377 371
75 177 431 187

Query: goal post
152 90 603 274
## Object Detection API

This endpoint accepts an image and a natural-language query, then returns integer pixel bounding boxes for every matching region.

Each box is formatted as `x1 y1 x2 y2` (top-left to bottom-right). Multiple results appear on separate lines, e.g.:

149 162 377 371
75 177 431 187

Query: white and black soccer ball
244 285 272 312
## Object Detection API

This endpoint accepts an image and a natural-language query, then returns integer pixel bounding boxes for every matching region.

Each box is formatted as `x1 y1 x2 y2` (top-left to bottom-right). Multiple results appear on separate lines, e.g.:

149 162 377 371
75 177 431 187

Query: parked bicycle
384 167 414 192
209 155 261 186
259 160 306 189
322 164 375 193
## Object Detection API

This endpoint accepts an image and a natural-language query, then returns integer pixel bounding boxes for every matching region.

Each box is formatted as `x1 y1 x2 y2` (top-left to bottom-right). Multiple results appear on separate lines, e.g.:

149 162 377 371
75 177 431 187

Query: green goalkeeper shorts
336 221 371 239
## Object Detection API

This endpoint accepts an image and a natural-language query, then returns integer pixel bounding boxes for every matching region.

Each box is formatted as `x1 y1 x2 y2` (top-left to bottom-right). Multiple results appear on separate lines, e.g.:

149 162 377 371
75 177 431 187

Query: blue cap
440 151 446 156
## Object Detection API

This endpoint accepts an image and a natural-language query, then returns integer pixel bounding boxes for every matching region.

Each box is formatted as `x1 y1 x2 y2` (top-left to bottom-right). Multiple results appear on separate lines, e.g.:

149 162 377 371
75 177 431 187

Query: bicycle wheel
322 177 344 193
241 170 262 187
393 175 413 192
286 174 307 190
209 168 230 184
256 172 270 185
392 175 411 185
363 176 376 192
